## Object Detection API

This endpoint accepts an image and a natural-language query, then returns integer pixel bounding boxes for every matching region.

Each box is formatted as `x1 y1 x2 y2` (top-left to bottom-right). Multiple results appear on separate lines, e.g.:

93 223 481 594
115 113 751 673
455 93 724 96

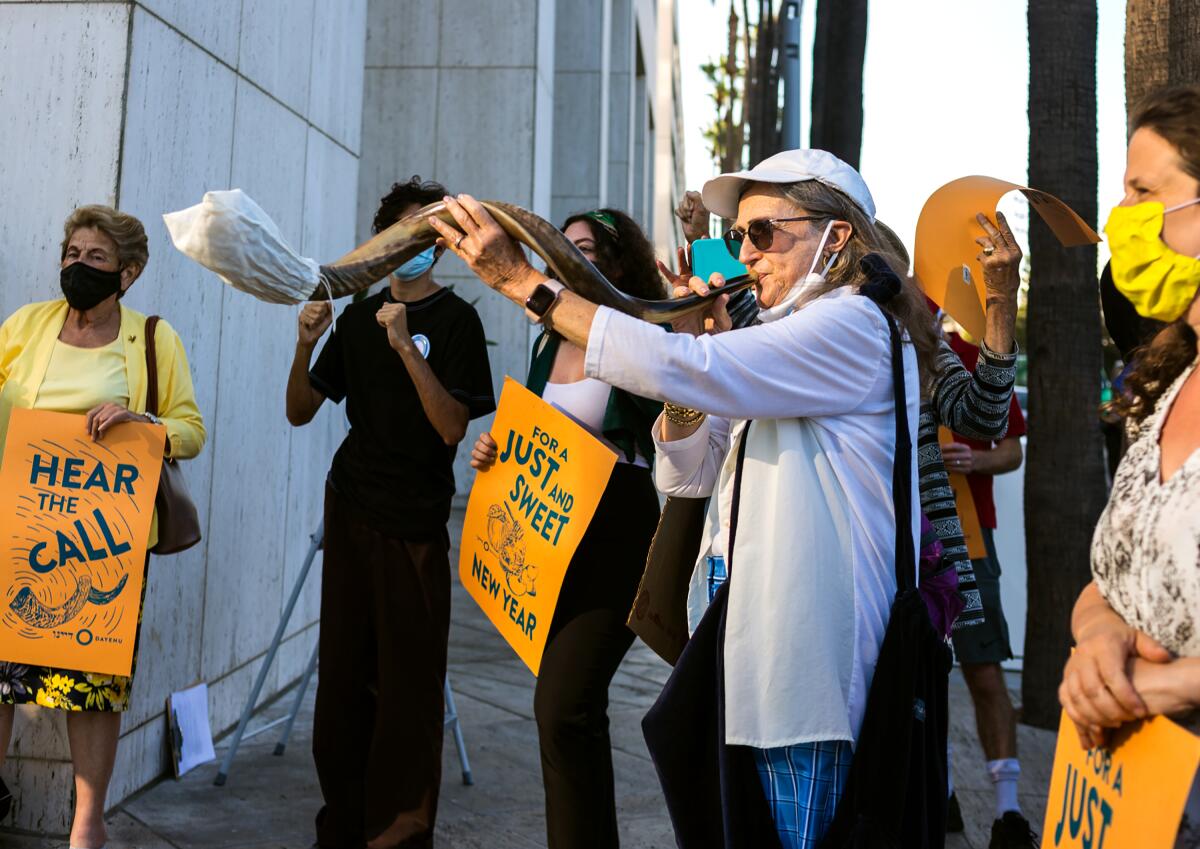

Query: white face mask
758 220 839 323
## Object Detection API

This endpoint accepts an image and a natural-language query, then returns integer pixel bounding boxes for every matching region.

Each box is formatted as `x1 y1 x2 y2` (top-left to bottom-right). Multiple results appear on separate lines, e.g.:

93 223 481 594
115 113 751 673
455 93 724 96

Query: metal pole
443 675 473 786
781 0 802 150
214 521 323 786
274 638 320 756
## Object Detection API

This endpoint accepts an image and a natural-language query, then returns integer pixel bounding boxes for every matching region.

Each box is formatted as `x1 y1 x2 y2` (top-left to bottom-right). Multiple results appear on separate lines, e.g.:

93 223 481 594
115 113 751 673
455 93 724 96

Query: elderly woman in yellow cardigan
0 205 204 849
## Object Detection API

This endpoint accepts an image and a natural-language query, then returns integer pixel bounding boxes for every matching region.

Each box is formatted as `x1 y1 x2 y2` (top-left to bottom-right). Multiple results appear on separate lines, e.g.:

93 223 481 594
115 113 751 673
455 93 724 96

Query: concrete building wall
0 1 366 832
358 0 557 503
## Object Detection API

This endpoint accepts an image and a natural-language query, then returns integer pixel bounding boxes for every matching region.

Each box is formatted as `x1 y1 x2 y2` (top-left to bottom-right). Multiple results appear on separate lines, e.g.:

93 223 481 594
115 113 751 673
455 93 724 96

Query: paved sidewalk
1 513 1057 848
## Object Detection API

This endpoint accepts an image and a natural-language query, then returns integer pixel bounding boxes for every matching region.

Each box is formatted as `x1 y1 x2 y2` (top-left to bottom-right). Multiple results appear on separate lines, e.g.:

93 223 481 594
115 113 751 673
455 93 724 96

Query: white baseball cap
701 148 876 222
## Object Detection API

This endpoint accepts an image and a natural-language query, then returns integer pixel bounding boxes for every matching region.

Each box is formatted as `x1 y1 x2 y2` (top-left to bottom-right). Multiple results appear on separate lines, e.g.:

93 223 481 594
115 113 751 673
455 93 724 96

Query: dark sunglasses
723 215 826 255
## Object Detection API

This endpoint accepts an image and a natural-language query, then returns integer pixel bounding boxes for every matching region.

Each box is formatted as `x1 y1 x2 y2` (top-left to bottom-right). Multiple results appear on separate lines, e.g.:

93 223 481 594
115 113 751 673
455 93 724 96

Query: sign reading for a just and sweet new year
1042 710 1200 849
0 409 165 677
459 378 616 675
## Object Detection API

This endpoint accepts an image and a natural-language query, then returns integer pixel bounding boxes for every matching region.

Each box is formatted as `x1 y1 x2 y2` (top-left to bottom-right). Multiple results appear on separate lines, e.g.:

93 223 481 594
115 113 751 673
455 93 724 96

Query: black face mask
60 262 123 311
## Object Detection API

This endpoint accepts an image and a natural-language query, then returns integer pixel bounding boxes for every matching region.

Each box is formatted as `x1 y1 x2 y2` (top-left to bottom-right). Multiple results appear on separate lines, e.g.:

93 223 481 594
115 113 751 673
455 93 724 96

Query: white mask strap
1164 197 1200 214
315 276 338 322
807 220 836 277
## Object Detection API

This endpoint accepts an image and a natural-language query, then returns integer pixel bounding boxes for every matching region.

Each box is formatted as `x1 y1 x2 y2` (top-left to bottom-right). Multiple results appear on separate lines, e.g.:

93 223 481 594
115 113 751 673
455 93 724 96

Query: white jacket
584 287 920 747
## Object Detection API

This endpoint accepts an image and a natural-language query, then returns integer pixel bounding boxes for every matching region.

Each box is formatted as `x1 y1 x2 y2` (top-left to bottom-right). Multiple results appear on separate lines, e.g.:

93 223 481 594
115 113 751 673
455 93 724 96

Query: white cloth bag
163 189 320 304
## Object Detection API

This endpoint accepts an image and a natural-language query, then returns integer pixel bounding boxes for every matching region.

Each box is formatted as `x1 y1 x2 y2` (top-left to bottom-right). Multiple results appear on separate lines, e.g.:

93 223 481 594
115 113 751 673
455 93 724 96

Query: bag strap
858 252 916 594
724 421 753 576
882 311 915 593
144 316 161 417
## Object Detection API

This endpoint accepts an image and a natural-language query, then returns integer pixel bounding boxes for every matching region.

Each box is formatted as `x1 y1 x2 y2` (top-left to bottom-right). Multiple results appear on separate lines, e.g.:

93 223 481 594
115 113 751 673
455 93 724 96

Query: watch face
527 284 559 317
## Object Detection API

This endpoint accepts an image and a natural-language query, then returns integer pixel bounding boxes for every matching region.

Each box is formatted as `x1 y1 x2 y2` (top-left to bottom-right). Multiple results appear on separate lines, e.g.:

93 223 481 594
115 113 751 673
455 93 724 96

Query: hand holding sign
915 176 1100 340
972 211 1022 308
1042 710 1200 849
459 379 616 674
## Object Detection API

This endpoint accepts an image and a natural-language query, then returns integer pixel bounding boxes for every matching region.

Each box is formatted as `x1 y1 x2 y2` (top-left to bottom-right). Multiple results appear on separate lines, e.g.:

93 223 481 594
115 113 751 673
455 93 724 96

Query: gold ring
455 234 467 249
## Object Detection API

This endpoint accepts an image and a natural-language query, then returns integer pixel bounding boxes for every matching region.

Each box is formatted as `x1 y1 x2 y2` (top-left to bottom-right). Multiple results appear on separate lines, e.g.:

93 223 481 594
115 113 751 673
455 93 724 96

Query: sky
677 0 1128 266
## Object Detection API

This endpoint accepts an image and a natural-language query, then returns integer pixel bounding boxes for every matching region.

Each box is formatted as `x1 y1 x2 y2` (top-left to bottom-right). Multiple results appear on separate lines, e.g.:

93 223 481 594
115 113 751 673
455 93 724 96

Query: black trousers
313 482 451 849
533 463 661 849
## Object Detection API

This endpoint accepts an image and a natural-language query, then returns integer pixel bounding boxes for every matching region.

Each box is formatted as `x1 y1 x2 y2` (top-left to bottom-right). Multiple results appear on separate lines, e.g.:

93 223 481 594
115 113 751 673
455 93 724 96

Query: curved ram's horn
317 200 759 326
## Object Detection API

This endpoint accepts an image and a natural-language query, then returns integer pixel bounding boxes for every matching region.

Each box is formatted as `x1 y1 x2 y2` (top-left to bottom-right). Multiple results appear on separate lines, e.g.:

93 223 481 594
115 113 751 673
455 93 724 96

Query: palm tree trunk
722 3 743 174
809 0 867 167
1167 0 1200 83
1125 0 1200 113
1023 0 1106 731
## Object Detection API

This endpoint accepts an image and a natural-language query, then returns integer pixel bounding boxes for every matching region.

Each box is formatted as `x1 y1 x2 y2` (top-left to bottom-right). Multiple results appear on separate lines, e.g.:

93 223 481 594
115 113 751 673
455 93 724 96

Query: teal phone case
690 238 749 284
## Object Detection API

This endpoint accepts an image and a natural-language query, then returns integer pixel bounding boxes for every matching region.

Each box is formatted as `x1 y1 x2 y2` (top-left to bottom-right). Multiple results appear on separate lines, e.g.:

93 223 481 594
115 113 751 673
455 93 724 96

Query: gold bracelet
663 402 706 427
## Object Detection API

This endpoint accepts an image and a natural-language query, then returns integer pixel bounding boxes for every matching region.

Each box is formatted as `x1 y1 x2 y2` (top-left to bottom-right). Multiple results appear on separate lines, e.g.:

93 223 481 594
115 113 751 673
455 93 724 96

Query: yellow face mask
1104 199 1200 322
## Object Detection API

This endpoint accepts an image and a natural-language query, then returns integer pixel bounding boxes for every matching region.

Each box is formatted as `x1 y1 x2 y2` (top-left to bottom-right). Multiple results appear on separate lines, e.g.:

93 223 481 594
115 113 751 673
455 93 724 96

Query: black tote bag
819 260 952 849
641 424 782 849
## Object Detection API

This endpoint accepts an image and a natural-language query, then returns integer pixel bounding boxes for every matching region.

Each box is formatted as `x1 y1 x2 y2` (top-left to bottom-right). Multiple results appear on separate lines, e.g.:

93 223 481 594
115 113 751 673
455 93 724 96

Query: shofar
164 190 759 326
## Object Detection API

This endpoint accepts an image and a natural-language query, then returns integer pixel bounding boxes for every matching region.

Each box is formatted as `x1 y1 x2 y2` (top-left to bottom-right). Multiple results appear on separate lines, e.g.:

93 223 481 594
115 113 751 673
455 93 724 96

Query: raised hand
675 190 711 243
298 301 333 348
376 301 412 353
975 211 1021 305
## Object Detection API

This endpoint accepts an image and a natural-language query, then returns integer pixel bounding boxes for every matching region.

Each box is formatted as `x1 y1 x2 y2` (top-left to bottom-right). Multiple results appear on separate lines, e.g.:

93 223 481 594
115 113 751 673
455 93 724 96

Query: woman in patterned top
1059 85 1200 847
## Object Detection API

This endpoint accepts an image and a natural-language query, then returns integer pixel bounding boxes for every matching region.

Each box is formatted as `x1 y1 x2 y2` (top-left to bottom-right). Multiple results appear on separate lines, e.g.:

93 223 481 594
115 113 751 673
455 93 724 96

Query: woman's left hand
429 195 538 296
85 403 150 441
1129 656 1200 719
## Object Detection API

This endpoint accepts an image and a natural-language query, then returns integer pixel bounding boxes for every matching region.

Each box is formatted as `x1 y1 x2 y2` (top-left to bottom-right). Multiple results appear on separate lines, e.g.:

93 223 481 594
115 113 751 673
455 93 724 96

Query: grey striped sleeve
929 336 1018 440
918 403 984 630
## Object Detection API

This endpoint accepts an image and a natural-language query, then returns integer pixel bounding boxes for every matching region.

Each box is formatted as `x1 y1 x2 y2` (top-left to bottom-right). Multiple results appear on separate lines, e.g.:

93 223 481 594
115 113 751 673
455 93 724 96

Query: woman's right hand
1059 611 1171 748
669 273 732 337
470 431 499 471
298 302 332 348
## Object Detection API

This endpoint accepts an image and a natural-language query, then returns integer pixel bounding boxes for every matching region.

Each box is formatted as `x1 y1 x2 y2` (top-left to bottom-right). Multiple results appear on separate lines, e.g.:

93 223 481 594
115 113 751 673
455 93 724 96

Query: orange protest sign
938 426 986 560
0 409 165 676
1043 710 1200 849
914 176 1099 340
458 378 617 675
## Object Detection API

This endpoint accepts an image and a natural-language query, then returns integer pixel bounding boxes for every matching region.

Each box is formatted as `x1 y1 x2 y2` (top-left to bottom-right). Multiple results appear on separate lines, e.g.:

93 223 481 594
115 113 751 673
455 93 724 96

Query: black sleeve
308 321 347 404
439 306 496 419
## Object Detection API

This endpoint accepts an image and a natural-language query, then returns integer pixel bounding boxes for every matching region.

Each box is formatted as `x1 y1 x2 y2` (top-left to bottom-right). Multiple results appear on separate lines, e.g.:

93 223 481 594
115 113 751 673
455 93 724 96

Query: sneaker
946 792 964 833
989 810 1038 849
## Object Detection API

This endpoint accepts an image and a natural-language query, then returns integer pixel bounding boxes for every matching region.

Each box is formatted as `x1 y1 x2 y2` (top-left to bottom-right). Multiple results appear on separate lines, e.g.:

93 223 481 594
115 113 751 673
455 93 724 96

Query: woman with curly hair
469 208 663 848
1059 84 1200 848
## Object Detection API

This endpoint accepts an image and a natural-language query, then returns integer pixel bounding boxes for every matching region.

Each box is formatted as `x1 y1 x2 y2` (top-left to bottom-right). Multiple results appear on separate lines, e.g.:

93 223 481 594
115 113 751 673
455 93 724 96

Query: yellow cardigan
0 299 207 545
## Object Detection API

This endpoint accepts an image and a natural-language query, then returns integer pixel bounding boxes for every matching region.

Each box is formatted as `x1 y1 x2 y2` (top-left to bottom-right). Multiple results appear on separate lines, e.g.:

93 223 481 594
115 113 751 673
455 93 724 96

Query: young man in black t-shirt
285 177 495 849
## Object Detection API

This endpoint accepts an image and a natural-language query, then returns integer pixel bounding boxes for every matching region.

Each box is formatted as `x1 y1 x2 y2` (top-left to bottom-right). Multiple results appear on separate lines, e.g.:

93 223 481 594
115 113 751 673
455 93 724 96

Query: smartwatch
524 279 565 323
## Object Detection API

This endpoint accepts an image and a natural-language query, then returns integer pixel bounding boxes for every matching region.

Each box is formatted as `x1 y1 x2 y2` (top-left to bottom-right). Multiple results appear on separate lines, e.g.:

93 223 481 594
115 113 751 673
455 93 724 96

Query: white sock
987 757 1021 818
947 740 955 797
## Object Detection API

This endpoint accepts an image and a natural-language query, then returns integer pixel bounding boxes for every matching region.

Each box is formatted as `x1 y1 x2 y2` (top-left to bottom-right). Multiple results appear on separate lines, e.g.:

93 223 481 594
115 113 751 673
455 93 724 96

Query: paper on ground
167 682 216 778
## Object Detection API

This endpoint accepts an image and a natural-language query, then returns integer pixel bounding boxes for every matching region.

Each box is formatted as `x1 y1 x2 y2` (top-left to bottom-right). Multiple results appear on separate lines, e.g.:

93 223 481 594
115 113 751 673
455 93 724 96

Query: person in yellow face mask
1104 98 1200 323
1061 84 1200 849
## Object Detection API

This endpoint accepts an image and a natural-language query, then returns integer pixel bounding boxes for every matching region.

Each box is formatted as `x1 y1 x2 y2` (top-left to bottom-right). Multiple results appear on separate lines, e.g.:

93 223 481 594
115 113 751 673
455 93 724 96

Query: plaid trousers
753 740 854 849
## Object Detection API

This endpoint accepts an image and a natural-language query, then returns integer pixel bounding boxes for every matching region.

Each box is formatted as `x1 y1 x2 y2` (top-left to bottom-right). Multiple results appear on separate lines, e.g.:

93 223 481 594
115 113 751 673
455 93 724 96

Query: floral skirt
0 556 149 713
